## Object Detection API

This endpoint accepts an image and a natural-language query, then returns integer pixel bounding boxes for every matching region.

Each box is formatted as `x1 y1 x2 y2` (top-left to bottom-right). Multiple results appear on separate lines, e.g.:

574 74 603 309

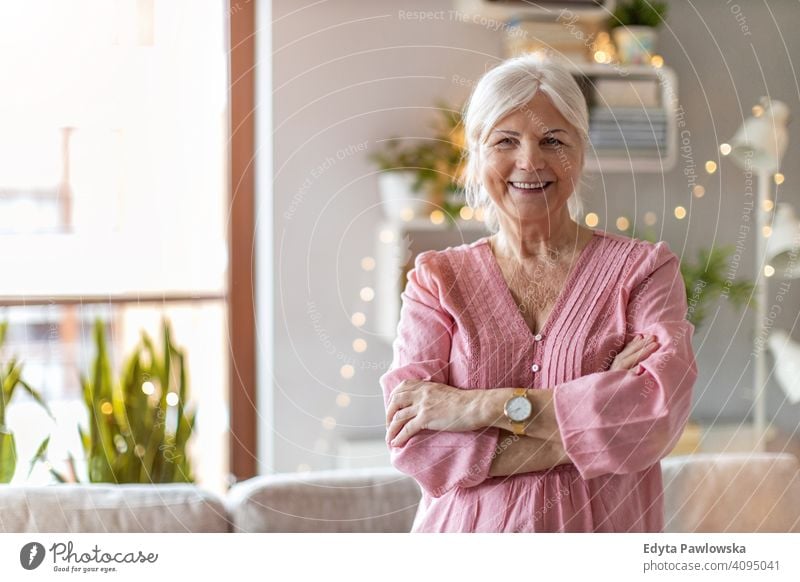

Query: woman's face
479 91 584 227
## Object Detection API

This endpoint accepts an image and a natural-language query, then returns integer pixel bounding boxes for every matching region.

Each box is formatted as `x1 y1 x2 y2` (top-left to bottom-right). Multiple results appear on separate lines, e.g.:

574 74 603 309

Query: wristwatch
503 388 533 435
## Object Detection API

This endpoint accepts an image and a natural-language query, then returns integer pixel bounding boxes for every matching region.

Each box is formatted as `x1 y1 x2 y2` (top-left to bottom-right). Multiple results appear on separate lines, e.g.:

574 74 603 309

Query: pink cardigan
380 229 697 532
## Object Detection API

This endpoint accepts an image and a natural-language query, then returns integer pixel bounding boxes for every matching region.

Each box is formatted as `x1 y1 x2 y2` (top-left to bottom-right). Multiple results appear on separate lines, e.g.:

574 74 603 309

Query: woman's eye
543 137 563 146
496 137 515 146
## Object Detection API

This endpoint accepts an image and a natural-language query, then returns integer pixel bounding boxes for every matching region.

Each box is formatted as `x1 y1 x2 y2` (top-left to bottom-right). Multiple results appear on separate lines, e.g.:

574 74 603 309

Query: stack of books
589 106 668 155
588 77 667 156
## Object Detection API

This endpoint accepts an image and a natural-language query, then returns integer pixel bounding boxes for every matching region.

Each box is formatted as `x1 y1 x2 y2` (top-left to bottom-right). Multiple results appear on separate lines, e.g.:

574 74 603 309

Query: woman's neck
492 213 588 263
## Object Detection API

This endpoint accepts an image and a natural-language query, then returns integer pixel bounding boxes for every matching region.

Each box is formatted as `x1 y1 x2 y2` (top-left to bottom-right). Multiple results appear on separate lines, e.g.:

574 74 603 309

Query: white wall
262 0 800 473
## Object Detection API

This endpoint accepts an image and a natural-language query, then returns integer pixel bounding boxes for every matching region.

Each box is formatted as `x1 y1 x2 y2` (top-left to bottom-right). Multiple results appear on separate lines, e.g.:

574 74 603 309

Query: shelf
374 220 488 342
452 0 613 23
378 217 487 232
578 65 679 173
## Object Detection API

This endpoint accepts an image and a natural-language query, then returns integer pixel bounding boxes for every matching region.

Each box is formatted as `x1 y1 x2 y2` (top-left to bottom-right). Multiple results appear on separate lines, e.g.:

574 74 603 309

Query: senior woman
380 52 697 533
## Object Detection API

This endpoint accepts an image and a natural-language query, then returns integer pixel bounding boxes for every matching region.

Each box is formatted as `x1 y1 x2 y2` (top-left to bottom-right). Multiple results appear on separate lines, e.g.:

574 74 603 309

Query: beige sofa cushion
0 484 230 533
661 453 800 532
227 467 421 532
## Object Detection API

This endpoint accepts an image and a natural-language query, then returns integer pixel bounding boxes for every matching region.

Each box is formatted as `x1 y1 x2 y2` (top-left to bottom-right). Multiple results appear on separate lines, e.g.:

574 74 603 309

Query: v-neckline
480 230 600 340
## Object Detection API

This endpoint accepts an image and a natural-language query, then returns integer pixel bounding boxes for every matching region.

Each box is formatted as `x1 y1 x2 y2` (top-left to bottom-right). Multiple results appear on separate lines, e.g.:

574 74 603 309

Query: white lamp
765 204 800 279
725 97 792 451
768 330 800 405
729 97 790 172
765 205 800 406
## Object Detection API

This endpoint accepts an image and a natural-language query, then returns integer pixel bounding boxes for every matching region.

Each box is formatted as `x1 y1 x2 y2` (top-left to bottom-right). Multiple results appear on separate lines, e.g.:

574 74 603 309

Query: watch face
507 395 532 422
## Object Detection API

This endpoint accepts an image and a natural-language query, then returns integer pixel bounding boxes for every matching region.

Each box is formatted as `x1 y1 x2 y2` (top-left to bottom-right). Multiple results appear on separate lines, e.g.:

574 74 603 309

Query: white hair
460 52 589 233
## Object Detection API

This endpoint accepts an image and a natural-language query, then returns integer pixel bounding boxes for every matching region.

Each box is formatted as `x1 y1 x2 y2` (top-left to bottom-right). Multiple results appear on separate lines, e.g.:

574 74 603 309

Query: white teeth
511 181 549 189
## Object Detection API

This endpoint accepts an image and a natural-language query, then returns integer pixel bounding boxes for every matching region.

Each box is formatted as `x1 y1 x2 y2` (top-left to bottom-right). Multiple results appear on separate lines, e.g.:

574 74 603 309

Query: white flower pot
613 26 657 65
377 171 429 220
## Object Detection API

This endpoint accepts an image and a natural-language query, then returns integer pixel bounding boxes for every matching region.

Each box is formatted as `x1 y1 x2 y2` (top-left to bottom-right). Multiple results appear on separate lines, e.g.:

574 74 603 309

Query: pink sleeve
380 251 500 498
553 241 697 481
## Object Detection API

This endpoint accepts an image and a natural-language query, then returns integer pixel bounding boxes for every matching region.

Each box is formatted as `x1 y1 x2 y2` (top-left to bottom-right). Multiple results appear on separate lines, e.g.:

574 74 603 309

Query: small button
534 333 543 341
531 363 540 372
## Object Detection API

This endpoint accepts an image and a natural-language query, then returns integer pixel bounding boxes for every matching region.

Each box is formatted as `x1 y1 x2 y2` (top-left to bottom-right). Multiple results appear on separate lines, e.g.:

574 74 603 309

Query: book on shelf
590 106 668 121
593 79 661 108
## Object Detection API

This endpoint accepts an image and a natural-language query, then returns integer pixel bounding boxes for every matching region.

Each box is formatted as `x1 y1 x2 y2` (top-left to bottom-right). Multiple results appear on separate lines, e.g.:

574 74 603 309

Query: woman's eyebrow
491 128 568 136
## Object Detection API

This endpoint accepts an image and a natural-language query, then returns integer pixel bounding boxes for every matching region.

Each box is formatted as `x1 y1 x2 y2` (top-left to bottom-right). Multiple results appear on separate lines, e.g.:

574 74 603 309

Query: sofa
1 454 798 533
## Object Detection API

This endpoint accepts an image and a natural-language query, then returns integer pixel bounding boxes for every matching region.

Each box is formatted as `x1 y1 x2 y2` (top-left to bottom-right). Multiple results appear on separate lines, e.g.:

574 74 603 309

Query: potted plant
608 0 668 65
36 319 196 484
369 139 438 220
0 321 54 483
369 100 468 222
627 228 754 329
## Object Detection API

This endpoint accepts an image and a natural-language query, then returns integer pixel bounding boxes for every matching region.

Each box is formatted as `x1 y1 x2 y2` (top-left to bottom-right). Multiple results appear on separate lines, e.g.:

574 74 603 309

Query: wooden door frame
228 0 258 482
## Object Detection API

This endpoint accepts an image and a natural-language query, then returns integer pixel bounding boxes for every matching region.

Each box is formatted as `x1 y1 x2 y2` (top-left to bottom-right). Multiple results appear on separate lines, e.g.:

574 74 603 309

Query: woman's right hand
610 334 659 373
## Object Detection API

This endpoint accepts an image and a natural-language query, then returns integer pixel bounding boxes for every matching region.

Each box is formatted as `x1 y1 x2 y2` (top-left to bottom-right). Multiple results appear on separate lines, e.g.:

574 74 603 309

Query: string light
644 211 657 226
674 206 687 219
719 143 731 156
360 287 374 301
400 207 414 221
774 173 785 185
705 161 717 174
336 393 351 407
141 381 155 395
475 207 485 221
763 226 773 237
459 206 474 220
692 185 705 198
166 392 179 407
752 104 765 117
351 312 366 327
763 199 775 212
764 265 775 277
352 338 367 352
430 210 445 225
379 229 395 243
616 216 630 231
340 365 354 379
322 416 337 430
650 55 664 68
585 212 599 227
360 257 375 271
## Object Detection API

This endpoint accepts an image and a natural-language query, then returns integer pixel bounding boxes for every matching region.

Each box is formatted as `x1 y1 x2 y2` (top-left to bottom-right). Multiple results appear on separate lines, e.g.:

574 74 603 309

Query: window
0 0 230 494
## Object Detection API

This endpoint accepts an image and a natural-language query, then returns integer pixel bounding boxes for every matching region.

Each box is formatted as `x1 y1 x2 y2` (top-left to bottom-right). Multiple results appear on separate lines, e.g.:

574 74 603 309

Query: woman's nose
516 145 546 171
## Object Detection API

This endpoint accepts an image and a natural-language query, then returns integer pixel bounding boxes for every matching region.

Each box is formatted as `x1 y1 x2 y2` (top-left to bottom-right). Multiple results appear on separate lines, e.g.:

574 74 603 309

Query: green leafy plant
678 245 754 329
629 229 754 329
609 0 668 28
42 319 196 484
369 99 468 221
0 321 54 483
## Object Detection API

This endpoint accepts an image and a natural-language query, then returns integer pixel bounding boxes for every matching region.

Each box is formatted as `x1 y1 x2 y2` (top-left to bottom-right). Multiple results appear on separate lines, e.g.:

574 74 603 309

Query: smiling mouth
508 181 554 193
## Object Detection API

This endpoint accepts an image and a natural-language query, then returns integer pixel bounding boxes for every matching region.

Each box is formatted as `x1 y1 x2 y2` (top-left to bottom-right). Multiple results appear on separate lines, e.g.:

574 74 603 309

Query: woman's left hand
385 380 485 448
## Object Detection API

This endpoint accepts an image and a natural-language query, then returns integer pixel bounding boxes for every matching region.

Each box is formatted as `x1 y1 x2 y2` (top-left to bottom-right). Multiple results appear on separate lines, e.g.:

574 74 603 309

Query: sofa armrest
661 453 800 532
0 484 230 533
226 467 421 532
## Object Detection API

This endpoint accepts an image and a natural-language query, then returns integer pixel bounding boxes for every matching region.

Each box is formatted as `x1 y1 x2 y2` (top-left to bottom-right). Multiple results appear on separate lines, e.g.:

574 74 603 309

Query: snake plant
0 321 54 483
43 319 196 484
